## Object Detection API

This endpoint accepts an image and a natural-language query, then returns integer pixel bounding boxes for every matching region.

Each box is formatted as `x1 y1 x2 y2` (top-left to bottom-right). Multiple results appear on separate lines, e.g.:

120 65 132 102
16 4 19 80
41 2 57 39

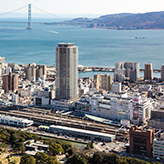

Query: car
145 157 149 160
101 143 106 146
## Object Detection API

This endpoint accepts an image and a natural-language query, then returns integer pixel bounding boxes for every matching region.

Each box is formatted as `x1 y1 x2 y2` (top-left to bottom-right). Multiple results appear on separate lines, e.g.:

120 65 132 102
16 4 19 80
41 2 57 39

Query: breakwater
78 66 161 73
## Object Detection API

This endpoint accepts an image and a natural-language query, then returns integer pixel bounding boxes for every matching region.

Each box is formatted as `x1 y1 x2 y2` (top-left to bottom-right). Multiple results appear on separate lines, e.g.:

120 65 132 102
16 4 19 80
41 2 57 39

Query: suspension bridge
0 4 61 29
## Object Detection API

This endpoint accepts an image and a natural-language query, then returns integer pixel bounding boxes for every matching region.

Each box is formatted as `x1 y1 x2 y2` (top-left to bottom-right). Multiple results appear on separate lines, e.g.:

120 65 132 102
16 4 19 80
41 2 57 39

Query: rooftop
0 114 33 123
50 125 115 138
58 43 75 46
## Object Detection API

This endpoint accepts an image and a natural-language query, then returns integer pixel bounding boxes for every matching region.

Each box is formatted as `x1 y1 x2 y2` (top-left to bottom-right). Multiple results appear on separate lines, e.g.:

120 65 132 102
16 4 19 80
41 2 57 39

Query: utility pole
27 4 32 29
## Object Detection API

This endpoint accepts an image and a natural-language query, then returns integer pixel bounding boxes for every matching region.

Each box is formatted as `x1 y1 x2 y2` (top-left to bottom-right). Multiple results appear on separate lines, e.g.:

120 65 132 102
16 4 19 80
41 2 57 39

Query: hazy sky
0 0 164 18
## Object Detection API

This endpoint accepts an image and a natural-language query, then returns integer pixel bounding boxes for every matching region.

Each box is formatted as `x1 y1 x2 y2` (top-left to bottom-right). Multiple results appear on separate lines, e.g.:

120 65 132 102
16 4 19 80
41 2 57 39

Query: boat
135 37 145 39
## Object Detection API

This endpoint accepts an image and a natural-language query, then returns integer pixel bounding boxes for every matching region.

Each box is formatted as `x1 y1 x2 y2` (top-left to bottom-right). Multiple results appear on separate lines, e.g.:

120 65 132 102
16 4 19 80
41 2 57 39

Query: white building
12 93 18 105
33 87 55 106
88 94 133 120
112 82 121 93
153 133 164 160
51 99 72 111
131 93 153 124
0 115 33 127
2 66 12 75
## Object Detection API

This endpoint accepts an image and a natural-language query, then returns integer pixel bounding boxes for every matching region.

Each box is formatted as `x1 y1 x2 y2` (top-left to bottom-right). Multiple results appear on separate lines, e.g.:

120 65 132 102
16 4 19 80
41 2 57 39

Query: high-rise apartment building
2 72 18 92
114 61 140 82
161 64 164 81
94 74 113 91
25 65 46 81
56 43 78 100
144 63 153 80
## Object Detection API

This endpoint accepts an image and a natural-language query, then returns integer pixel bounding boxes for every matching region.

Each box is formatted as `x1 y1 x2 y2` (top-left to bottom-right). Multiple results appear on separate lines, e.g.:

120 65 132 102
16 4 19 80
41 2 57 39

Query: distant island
45 11 164 30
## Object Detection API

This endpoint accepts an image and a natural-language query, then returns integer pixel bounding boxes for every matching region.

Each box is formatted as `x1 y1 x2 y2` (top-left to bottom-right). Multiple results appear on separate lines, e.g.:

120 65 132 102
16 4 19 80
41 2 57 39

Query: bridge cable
0 5 27 17
32 5 64 19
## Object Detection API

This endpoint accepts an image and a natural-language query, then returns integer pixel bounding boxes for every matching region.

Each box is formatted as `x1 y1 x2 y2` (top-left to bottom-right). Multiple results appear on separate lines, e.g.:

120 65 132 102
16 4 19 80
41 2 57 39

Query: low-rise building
24 139 49 156
0 115 33 127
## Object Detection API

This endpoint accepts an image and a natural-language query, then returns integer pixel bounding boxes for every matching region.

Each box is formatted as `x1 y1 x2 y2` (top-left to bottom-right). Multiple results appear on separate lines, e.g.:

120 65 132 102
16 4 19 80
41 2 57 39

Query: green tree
67 148 73 156
67 153 87 164
17 142 26 153
47 157 60 164
86 142 94 149
89 152 103 164
26 141 31 145
35 152 49 164
20 154 36 164
48 143 63 156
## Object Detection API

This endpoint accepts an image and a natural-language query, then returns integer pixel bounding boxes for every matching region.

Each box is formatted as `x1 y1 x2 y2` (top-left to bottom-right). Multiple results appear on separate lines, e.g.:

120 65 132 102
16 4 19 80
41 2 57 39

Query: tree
26 141 31 145
20 154 36 164
86 142 94 149
47 157 60 164
89 152 103 164
48 143 63 156
67 148 73 156
17 142 26 154
67 153 87 164
35 152 49 164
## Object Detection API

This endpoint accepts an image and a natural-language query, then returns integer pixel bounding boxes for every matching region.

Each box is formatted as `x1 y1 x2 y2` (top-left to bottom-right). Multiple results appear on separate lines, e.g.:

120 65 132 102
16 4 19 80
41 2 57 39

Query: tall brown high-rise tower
2 72 18 92
144 63 153 80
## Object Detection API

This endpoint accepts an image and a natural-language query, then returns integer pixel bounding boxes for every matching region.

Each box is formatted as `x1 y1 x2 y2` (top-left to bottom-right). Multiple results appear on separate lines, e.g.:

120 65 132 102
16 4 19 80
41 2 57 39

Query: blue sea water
0 19 164 78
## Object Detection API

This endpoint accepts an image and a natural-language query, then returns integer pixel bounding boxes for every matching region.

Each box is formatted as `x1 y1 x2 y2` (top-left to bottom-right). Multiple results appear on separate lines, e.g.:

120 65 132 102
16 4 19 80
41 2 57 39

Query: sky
0 0 164 18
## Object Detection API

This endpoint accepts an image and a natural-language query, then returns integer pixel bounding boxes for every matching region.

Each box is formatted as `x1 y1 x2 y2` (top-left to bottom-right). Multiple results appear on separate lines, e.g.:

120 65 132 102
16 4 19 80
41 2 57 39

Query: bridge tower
27 4 32 29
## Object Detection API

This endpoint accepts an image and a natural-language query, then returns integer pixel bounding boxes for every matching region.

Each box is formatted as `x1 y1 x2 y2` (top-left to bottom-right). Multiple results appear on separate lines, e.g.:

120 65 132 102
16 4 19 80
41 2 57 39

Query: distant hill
46 11 164 30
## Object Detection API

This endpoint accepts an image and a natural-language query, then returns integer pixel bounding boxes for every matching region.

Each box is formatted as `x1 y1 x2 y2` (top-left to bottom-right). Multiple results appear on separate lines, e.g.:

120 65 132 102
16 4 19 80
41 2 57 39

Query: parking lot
94 141 126 153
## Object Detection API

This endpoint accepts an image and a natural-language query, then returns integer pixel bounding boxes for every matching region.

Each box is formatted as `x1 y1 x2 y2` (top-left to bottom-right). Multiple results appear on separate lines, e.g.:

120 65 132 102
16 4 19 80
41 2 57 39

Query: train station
49 125 115 142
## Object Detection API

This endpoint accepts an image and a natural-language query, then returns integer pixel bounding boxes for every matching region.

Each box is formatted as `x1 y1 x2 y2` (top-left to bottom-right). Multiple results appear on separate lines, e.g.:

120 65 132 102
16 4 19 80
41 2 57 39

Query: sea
0 18 164 78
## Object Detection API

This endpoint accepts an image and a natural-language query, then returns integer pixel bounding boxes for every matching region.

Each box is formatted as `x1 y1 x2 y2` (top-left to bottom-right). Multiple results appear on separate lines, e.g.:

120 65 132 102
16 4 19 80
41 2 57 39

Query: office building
144 63 153 80
2 72 18 92
94 74 113 91
130 126 155 157
56 43 78 100
161 64 164 81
